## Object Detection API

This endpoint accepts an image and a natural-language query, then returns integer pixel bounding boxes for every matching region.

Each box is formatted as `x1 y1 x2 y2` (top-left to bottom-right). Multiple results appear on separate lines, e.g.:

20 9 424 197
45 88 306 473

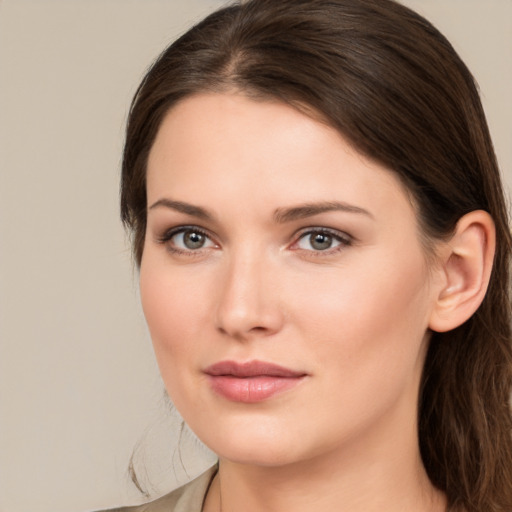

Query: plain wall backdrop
0 1 510 511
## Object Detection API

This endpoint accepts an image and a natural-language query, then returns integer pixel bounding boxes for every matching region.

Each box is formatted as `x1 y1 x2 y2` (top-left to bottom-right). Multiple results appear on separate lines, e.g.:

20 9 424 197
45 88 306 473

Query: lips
204 360 307 403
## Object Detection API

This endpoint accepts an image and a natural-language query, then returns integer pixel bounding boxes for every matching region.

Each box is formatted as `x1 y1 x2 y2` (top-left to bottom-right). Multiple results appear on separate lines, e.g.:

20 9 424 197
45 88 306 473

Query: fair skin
140 93 494 512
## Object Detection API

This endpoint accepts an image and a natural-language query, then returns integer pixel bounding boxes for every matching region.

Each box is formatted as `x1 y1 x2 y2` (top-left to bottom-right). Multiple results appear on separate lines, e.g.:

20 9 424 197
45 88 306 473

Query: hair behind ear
419 211 512 511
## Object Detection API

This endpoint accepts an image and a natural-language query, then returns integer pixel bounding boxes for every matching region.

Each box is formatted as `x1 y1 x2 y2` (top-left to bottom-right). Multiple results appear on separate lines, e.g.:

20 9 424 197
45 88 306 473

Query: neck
206 449 445 512
203 402 446 512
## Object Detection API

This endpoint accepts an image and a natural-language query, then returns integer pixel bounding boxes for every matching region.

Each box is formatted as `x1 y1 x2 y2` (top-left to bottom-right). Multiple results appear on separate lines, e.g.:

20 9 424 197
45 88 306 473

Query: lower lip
207 375 305 403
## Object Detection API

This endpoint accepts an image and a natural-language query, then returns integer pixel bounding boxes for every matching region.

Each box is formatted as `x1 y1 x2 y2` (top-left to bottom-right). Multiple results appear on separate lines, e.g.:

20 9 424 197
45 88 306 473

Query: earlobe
429 210 495 333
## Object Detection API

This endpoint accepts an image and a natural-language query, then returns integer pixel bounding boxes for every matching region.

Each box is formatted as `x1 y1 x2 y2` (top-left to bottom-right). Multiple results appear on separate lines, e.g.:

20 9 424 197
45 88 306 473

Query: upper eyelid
293 226 352 241
158 225 213 241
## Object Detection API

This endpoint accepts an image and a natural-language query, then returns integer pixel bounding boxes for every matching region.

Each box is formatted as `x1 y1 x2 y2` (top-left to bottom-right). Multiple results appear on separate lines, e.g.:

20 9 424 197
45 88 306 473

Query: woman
105 0 512 510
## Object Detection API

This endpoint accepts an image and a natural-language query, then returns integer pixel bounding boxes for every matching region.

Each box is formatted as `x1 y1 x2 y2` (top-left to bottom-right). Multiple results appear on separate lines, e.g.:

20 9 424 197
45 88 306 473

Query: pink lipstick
204 360 306 403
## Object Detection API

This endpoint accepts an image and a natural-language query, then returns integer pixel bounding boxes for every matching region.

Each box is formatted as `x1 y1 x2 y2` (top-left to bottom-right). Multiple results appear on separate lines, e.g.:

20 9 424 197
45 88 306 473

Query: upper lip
204 360 306 378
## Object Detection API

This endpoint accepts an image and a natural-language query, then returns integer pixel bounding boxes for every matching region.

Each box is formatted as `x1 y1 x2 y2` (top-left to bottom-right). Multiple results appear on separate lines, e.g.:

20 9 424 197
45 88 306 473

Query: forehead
147 92 416 225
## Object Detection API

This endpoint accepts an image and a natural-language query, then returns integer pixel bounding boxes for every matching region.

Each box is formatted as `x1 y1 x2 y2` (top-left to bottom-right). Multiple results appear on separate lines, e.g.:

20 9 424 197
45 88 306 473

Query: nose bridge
215 244 282 339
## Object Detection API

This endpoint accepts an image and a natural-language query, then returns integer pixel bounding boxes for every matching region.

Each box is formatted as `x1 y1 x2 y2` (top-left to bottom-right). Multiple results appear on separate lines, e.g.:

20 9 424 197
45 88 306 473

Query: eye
158 226 217 253
178 230 209 250
293 228 351 252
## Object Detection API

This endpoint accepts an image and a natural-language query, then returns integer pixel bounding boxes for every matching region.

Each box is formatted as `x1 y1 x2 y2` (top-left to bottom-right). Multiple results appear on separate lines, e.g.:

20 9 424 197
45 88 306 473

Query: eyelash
156 225 353 257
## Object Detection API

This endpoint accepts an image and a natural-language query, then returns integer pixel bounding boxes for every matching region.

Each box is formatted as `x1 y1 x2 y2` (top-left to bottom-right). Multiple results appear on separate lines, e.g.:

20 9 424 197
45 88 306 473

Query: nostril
215 309 284 340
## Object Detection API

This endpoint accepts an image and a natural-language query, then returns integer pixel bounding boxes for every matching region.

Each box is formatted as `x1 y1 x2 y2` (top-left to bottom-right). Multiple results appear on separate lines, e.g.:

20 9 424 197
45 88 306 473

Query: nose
215 252 285 341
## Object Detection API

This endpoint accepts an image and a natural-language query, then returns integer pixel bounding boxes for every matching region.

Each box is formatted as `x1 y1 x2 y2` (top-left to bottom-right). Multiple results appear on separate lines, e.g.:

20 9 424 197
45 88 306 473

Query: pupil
184 231 204 249
311 233 332 250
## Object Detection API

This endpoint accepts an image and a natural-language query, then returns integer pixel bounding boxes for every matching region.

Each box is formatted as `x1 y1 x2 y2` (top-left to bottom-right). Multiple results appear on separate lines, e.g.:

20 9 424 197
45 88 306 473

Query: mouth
203 360 307 403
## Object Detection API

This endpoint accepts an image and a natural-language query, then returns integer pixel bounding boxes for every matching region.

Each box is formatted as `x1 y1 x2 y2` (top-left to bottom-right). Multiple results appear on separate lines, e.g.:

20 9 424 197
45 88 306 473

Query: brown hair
121 0 512 509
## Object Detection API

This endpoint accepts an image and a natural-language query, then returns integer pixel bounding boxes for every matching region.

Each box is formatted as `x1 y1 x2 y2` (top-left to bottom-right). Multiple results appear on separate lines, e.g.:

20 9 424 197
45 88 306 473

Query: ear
429 210 496 333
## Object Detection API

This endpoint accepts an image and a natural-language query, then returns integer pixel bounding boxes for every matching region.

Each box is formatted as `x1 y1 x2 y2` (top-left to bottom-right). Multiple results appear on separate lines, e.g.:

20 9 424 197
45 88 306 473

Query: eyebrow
148 198 373 223
273 201 374 223
149 199 214 221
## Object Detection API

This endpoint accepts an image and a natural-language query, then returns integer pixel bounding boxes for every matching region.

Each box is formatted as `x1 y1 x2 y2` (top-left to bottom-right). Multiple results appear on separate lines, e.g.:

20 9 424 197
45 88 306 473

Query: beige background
0 1 510 511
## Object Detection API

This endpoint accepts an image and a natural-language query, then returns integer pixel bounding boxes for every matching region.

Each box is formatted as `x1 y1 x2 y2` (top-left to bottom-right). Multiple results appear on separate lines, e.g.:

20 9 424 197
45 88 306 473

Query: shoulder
94 465 217 512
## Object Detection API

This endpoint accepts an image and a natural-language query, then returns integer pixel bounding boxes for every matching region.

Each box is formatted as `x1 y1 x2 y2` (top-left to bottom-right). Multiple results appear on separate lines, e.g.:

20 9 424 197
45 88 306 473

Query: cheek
139 262 214 421
139 260 207 373
294 259 432 444
294 249 432 382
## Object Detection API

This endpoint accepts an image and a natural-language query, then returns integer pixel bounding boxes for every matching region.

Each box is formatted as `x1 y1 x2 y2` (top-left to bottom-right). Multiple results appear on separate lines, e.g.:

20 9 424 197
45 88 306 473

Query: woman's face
140 93 440 467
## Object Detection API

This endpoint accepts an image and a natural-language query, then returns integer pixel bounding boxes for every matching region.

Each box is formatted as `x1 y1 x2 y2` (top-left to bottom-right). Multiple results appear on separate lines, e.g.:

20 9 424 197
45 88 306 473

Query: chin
192 417 305 468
